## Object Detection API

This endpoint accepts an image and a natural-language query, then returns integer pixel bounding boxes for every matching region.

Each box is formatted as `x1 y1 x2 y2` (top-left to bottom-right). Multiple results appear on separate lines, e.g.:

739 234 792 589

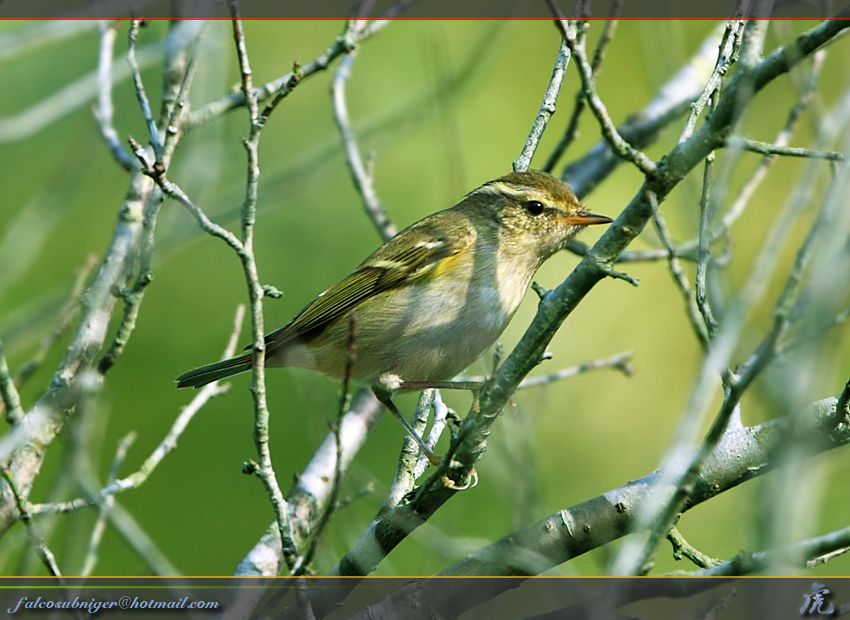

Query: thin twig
720 50 825 233
1 464 65 583
650 192 710 350
551 14 659 180
564 240 679 263
332 49 396 241
185 20 389 131
513 36 571 172
667 526 724 568
80 431 136 576
97 189 162 375
543 1 623 172
228 1 296 571
93 21 134 171
515 351 633 388
449 351 634 390
777 306 850 357
686 524 850 576
292 314 357 575
127 20 163 161
160 29 204 160
129 136 246 255
726 137 845 161
678 20 746 143
695 123 720 340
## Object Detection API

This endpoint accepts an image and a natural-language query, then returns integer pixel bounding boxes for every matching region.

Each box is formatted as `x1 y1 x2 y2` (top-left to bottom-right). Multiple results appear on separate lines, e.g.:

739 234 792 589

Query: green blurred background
0 19 848 577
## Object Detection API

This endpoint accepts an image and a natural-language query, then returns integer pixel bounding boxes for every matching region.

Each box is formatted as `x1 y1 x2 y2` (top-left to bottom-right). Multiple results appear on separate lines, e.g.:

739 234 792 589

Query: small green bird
176 170 611 463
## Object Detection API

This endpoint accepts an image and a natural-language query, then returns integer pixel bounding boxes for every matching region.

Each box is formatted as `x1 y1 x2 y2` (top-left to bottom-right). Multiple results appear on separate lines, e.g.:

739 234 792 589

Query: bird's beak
556 210 613 226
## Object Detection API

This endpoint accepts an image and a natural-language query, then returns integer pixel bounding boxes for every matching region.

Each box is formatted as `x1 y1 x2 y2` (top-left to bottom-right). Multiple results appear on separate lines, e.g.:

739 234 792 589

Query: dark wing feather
260 214 474 357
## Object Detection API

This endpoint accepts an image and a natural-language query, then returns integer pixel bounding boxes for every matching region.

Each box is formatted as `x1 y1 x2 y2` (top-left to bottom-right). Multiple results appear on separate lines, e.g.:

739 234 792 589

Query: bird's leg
372 387 442 466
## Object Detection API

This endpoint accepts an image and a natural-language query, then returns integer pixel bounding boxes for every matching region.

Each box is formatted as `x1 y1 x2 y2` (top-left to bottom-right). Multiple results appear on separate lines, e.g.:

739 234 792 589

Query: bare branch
543 2 623 172
667 526 723 568
332 50 396 241
227 1 295 570
678 20 745 143
128 20 163 161
691 524 850 576
291 314 357 576
186 21 389 131
650 194 710 349
555 19 659 180
80 431 136 576
726 136 846 161
513 36 571 172
93 21 135 171
1 464 65 583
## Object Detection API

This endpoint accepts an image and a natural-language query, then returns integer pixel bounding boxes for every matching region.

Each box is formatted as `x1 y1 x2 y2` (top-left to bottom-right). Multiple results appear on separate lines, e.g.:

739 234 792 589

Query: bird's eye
524 200 544 216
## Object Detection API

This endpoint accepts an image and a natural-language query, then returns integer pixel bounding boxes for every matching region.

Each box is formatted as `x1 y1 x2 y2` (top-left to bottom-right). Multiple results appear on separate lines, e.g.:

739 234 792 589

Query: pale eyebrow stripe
469 182 542 200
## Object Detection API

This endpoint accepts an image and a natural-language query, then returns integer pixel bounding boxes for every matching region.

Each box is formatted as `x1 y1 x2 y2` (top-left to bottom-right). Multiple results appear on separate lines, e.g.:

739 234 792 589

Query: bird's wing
262 215 475 353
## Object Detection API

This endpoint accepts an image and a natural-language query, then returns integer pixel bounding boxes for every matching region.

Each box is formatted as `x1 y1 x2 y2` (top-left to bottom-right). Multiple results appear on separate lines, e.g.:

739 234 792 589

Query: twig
160 28 204 161
678 20 746 143
233 388 385 581
514 351 633 388
0 338 25 425
78 473 181 576
186 21 389 131
97 191 162 375
543 1 623 172
649 193 710 349
563 25 724 198
0 17 200 540
695 131 720 340
720 50 824 232
565 240 679 263
29 305 245 517
688 524 850 576
93 21 134 171
726 136 845 161
513 36 571 172
616 95 847 574
667 526 723 568
228 1 296 571
80 431 136 576
552 16 659 180
332 50 396 241
129 137 247 255
1 464 65 583
292 314 356 575
127 20 163 162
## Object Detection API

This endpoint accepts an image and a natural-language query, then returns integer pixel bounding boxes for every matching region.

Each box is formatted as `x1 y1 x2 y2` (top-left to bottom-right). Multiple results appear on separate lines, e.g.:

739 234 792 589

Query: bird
176 170 612 464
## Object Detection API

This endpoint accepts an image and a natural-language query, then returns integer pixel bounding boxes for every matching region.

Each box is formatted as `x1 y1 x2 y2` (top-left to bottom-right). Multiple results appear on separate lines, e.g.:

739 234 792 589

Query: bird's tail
175 352 253 389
